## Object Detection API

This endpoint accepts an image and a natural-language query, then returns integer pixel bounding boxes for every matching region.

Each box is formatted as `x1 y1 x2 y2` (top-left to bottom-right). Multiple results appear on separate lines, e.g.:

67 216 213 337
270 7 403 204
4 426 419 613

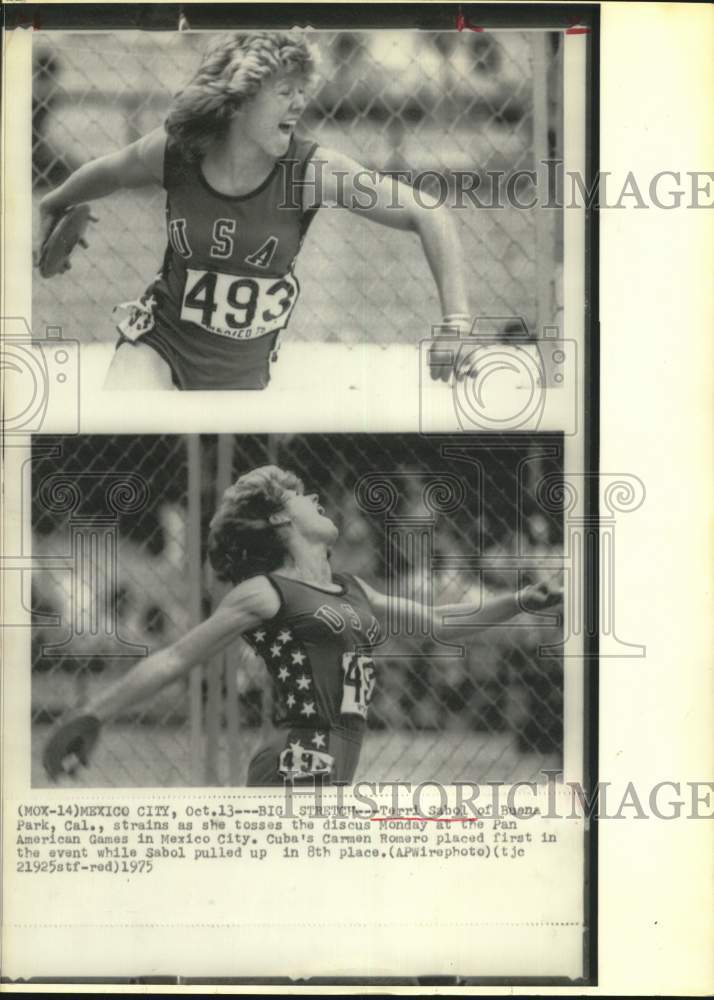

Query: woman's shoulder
133 126 169 185
222 574 282 620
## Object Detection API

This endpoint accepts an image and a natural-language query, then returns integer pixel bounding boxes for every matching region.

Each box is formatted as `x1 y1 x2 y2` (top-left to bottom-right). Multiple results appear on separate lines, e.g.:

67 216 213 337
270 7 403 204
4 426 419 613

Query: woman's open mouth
278 121 296 136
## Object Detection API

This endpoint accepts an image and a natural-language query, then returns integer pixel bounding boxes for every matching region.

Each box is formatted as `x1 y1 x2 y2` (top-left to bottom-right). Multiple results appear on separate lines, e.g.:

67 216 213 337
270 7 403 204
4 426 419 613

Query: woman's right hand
33 191 72 271
42 709 102 780
36 195 67 268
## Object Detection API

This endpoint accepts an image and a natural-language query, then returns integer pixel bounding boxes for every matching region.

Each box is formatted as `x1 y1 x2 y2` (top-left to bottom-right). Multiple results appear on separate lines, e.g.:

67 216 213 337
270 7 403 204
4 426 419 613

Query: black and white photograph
4 0 714 994
32 432 567 790
32 22 566 406
0 0 625 990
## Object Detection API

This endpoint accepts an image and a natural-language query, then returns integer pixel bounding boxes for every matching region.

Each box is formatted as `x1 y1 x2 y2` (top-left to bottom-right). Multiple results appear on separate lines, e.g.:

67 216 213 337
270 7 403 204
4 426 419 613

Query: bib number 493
340 652 376 719
181 268 298 339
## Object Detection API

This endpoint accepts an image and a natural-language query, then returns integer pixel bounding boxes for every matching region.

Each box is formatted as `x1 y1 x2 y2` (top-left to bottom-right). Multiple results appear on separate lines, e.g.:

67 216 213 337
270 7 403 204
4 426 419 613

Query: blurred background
31 432 565 787
32 29 563 348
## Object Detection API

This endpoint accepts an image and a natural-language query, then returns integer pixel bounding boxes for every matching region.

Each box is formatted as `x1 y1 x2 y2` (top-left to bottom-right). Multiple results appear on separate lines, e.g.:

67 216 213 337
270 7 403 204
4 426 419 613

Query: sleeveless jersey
128 135 318 390
243 573 381 781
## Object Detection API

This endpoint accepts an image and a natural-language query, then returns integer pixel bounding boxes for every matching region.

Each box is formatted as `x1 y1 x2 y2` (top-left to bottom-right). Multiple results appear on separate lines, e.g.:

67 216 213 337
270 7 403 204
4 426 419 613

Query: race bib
340 652 377 719
180 268 299 340
278 742 334 779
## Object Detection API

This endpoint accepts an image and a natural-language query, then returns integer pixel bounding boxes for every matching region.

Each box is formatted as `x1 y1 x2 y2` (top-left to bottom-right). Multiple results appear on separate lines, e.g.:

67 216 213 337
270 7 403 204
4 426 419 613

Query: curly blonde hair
208 465 304 584
166 31 315 159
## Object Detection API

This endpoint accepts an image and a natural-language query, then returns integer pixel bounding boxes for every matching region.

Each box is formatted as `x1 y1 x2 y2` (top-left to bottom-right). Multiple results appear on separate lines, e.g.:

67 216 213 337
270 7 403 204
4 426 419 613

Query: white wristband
442 313 470 327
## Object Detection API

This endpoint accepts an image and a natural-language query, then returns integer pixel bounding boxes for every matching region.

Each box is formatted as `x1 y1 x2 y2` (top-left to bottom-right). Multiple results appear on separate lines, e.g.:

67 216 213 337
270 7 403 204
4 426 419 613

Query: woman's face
237 71 308 158
281 489 339 545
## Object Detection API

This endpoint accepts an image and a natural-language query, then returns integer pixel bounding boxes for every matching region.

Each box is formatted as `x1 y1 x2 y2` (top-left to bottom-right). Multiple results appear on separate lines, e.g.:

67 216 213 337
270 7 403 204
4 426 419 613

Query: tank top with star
243 573 382 734
133 135 318 390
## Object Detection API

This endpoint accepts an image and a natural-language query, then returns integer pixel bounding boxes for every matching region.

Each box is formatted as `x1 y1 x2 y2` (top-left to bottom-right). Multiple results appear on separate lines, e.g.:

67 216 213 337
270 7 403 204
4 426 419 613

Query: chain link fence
31 433 564 787
31 436 197 785
32 29 562 347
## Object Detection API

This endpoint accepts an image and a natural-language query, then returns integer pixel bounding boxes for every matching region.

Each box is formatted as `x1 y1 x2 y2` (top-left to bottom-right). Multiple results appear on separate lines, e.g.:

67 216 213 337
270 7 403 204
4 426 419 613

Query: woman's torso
243 572 382 783
134 135 318 389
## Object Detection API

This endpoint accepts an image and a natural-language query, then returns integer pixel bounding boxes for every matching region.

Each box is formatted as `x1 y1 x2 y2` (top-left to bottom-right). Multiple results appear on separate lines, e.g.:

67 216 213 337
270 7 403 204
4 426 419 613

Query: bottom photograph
31 432 567 789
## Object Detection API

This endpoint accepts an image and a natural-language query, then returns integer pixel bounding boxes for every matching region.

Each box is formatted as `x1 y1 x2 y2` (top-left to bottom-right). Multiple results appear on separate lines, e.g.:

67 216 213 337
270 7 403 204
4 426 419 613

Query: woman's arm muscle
40 127 166 217
355 576 562 644
305 146 469 318
86 575 279 723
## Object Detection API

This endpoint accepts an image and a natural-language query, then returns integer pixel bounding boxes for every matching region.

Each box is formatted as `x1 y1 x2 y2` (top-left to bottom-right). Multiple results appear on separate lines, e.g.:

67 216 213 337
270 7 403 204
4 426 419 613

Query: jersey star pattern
243 572 382 783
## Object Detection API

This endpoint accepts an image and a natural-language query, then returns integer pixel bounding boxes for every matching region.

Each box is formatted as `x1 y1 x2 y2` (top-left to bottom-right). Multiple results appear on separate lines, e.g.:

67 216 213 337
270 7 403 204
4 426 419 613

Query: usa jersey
123 135 318 390
244 573 382 783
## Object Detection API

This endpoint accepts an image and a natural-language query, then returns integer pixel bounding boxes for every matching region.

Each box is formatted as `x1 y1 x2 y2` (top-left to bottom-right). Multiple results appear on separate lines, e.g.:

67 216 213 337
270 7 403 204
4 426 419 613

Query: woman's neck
277 545 335 590
201 132 276 197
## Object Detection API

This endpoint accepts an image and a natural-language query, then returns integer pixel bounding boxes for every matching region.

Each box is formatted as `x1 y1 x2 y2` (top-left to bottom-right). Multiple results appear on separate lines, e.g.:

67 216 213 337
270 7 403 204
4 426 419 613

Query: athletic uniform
114 135 318 389
243 572 382 785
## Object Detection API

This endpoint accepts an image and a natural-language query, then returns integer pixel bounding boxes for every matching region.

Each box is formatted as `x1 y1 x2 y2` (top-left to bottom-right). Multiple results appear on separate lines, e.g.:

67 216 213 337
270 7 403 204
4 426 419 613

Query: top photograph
30 22 577 421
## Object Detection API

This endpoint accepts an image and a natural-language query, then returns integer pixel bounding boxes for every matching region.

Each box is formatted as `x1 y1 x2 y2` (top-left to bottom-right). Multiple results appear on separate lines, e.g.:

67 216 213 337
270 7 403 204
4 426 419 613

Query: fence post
204 435 234 784
186 434 204 785
219 444 245 783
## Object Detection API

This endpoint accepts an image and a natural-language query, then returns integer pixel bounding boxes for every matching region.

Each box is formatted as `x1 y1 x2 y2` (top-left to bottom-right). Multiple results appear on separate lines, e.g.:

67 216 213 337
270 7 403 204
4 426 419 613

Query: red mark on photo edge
371 816 481 823
17 14 43 30
456 8 484 33
565 15 590 35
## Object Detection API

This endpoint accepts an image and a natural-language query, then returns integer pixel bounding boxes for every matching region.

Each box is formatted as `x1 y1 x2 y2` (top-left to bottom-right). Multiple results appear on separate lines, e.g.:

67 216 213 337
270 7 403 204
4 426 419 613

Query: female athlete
38 31 469 390
43 465 562 785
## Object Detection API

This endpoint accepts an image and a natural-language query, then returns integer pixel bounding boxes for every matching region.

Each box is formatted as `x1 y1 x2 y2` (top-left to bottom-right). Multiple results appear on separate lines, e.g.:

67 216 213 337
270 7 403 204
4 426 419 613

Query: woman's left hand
520 579 564 610
428 314 472 382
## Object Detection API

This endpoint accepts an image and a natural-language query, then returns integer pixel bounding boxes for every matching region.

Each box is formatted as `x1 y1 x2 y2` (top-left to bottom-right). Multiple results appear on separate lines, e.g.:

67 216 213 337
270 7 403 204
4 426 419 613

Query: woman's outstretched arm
307 146 469 322
38 127 166 243
356 577 563 646
42 576 279 779
87 575 279 723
